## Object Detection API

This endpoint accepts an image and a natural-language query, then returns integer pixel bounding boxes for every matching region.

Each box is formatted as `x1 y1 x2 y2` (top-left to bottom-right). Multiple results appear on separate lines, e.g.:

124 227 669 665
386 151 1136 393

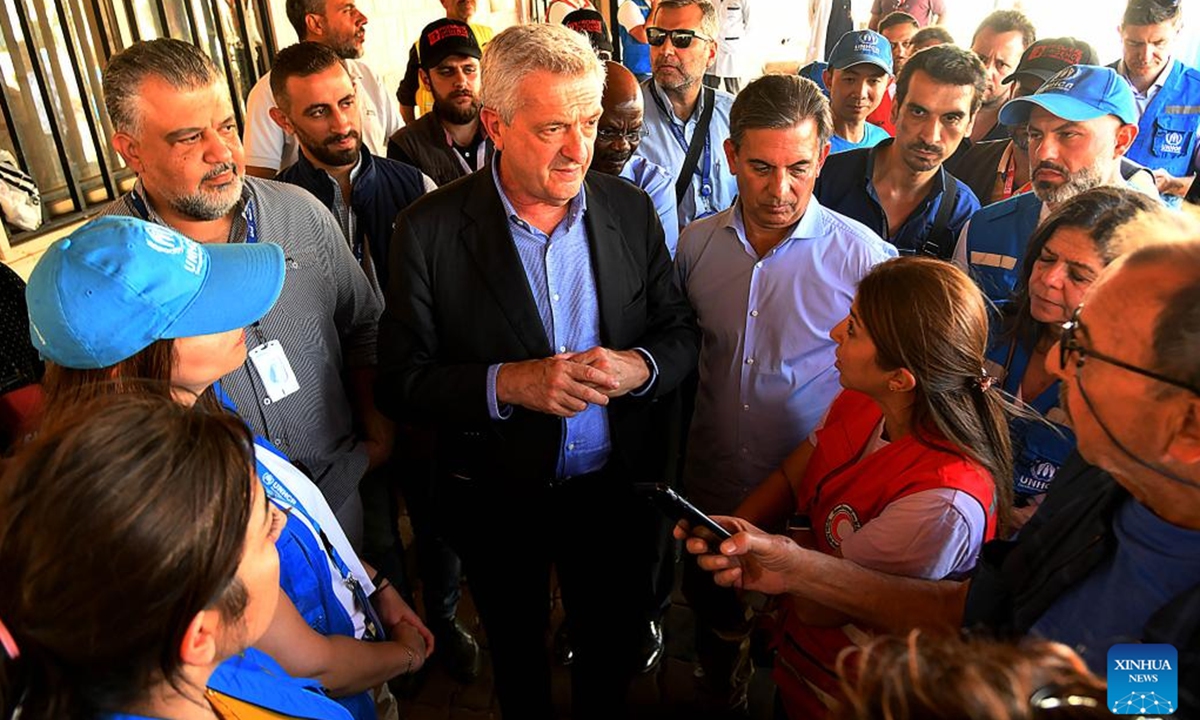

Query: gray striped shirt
102 177 382 511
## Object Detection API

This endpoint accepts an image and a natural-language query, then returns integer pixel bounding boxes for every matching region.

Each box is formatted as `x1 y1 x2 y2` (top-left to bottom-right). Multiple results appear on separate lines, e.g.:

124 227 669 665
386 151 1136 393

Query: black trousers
437 468 658 720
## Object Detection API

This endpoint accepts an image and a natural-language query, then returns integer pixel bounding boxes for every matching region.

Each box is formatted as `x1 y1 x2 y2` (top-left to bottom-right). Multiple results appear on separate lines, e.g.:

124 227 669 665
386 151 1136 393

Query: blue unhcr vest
964 191 1042 305
1125 60 1200 179
619 0 652 77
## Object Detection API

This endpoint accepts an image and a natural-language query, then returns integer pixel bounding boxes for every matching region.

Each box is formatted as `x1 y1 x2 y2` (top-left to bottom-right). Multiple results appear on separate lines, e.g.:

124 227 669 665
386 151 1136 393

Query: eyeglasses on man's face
1059 305 1200 395
596 127 643 144
646 27 712 49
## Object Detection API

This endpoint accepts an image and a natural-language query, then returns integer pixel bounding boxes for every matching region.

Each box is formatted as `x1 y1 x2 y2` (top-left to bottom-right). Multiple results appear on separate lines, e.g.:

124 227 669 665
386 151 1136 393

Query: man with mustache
242 0 402 179
593 61 678 256
99 39 386 543
815 44 984 257
823 29 894 154
270 40 487 686
397 0 494 126
635 0 738 229
954 64 1142 304
1111 0 1200 202
389 19 488 188
675 73 895 715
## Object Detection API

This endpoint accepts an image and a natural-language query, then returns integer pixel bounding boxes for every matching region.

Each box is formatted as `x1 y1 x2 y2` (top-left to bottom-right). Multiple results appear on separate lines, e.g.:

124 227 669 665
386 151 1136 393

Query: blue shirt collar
490 153 588 234
725 194 826 252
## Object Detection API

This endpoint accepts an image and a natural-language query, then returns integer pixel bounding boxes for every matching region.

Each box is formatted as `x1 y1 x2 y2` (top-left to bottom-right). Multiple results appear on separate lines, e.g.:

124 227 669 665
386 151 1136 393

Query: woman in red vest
680 256 1017 719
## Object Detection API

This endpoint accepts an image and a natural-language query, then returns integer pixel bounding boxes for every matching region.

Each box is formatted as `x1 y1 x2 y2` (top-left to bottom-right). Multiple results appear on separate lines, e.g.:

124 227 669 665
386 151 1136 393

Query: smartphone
635 483 733 542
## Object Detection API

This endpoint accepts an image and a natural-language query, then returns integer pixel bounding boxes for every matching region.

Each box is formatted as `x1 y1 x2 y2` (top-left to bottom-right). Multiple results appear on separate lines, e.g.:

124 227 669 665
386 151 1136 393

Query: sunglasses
1060 305 1200 395
645 27 712 49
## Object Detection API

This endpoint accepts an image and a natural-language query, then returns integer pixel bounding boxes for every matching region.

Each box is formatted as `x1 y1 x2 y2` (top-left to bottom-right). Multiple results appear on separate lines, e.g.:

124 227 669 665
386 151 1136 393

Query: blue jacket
277 148 425 291
1121 59 1200 179
963 191 1042 305
100 647 352 719
619 0 652 77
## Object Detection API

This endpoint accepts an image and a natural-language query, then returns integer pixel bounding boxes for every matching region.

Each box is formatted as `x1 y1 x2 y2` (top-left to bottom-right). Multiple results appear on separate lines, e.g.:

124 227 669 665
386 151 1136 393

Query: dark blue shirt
814 138 980 256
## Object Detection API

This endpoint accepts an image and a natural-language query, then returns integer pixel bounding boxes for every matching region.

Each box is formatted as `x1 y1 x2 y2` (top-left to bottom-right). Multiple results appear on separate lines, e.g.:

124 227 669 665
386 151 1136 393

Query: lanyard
129 187 258 244
213 381 386 641
651 86 714 202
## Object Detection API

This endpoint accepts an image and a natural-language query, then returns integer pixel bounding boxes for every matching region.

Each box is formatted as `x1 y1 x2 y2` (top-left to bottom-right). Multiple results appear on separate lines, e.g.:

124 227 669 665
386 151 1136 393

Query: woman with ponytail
679 257 1019 719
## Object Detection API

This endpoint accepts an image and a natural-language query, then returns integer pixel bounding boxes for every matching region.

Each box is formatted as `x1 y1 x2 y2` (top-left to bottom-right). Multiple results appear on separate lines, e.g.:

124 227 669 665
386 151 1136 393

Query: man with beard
242 0 402 178
676 73 895 714
823 29 893 154
815 44 984 258
270 41 485 686
955 64 1142 304
389 19 486 187
99 38 386 540
965 11 1036 145
397 0 494 126
593 61 678 256
635 0 738 229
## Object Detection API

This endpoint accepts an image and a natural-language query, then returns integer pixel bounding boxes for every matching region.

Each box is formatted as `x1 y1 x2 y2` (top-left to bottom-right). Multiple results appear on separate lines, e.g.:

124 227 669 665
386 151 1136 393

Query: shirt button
567 442 576 450
750 310 759 317
552 293 560 302
755 261 763 269
742 404 749 411
558 345 567 353
745 357 755 365
262 397 271 406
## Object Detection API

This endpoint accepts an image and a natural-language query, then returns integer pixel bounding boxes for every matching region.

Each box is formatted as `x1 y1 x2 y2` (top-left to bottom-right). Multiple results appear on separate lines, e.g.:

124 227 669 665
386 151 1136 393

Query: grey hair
285 0 325 40
729 74 833 148
1116 221 1200 393
480 23 605 124
650 0 719 41
103 39 222 136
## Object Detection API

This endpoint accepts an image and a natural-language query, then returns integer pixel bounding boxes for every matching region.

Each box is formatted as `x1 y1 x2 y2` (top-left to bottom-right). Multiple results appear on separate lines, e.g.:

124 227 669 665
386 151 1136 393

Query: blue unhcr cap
27 215 285 369
827 30 893 74
799 60 830 96
998 64 1138 126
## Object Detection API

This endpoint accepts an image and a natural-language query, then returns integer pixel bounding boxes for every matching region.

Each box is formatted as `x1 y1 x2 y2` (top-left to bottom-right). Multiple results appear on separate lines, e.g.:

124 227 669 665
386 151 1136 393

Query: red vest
866 82 896 136
773 390 998 719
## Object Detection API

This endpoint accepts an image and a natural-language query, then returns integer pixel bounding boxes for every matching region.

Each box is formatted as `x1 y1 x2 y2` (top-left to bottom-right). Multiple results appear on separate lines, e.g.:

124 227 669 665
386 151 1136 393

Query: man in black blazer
376 23 699 720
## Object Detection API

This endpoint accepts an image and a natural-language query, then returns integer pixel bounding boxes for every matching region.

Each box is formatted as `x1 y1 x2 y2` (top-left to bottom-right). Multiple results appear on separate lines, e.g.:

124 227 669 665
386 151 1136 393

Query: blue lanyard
128 187 258 244
213 381 386 641
652 87 714 200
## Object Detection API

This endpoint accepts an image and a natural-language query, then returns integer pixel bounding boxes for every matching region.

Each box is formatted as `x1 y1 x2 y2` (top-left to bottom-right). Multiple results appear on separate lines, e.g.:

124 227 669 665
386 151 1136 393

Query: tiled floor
390 565 776 720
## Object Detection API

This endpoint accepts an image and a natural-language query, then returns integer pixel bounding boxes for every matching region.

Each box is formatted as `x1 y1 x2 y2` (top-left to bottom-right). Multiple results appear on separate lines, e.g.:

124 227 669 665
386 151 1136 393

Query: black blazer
376 166 699 487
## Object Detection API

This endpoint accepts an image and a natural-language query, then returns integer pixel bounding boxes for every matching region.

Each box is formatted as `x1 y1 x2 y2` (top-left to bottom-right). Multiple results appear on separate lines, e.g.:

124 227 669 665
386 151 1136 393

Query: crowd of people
0 0 1199 718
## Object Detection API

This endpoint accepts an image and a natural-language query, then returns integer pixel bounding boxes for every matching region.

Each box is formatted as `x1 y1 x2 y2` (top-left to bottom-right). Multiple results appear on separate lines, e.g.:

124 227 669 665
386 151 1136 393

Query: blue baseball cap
27 215 285 369
827 30 893 74
998 64 1138 126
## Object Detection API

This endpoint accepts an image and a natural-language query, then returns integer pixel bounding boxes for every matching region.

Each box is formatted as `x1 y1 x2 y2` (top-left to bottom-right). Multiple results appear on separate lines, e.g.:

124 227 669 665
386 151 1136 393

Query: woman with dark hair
24 216 431 720
680 257 1017 719
986 186 1163 530
0 393 350 719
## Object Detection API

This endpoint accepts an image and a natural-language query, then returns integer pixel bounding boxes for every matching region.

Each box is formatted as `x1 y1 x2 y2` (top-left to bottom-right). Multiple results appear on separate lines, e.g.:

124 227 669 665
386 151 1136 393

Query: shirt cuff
629 347 659 397
487 363 513 420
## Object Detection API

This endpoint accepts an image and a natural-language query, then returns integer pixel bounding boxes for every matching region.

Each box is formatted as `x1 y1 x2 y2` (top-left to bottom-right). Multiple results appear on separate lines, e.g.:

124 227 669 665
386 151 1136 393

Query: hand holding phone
635 483 733 543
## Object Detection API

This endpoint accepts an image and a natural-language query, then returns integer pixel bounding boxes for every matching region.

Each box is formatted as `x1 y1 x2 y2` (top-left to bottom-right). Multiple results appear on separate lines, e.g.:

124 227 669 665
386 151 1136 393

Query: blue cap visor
1000 94 1116 126
161 241 286 339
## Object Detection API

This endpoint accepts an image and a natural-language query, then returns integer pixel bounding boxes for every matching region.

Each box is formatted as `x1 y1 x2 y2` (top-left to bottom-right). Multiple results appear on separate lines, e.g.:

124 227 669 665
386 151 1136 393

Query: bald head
594 61 645 176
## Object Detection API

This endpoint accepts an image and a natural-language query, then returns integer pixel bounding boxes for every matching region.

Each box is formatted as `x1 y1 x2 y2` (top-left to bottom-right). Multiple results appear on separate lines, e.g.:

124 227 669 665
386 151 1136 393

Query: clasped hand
496 347 650 417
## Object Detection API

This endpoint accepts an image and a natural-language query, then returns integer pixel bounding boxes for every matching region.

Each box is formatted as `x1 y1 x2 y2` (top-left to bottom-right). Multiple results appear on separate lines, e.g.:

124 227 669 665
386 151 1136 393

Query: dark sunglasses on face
646 27 712 49
1060 305 1200 395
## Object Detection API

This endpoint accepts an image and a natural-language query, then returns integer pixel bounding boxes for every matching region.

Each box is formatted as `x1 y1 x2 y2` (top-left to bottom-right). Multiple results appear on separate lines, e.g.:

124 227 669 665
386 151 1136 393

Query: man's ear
419 69 432 89
723 137 737 173
178 609 220 668
480 106 504 148
269 106 294 136
111 132 143 174
1166 397 1200 466
1115 123 1139 157
886 367 917 394
303 12 325 41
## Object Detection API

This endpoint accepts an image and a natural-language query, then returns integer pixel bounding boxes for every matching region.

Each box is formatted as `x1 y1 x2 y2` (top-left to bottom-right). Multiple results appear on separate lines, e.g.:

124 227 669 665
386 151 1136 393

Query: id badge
249 340 300 403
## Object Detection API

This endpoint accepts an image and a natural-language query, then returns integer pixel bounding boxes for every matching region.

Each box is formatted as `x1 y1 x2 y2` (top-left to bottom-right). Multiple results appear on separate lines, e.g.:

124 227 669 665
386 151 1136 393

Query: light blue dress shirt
675 197 897 513
635 79 738 229
620 154 680 257
483 162 663 479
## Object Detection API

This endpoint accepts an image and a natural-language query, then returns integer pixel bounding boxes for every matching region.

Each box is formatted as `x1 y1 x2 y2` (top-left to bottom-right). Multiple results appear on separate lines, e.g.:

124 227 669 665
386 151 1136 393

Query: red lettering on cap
569 19 604 33
427 25 470 45
1028 45 1084 65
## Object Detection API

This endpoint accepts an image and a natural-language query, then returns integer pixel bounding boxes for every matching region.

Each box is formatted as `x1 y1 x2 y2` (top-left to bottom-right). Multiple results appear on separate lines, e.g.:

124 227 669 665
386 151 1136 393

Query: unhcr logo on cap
855 30 879 52
1041 65 1081 94
144 223 187 255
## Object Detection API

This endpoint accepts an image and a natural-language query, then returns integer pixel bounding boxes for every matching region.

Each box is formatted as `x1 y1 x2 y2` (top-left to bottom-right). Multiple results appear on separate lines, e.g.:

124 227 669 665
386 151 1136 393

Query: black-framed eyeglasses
1060 305 1200 395
596 127 643 143
645 27 712 49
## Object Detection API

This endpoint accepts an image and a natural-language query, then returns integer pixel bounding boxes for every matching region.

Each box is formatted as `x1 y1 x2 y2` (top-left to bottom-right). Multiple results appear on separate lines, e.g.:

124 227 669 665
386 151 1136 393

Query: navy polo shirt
814 138 980 255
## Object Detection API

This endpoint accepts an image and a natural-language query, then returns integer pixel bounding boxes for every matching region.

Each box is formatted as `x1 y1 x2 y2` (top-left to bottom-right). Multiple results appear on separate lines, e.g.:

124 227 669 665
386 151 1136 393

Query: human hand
393 621 430 673
676 515 801 596
495 356 617 417
563 347 650 398
1153 169 1190 197
373 584 435 656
